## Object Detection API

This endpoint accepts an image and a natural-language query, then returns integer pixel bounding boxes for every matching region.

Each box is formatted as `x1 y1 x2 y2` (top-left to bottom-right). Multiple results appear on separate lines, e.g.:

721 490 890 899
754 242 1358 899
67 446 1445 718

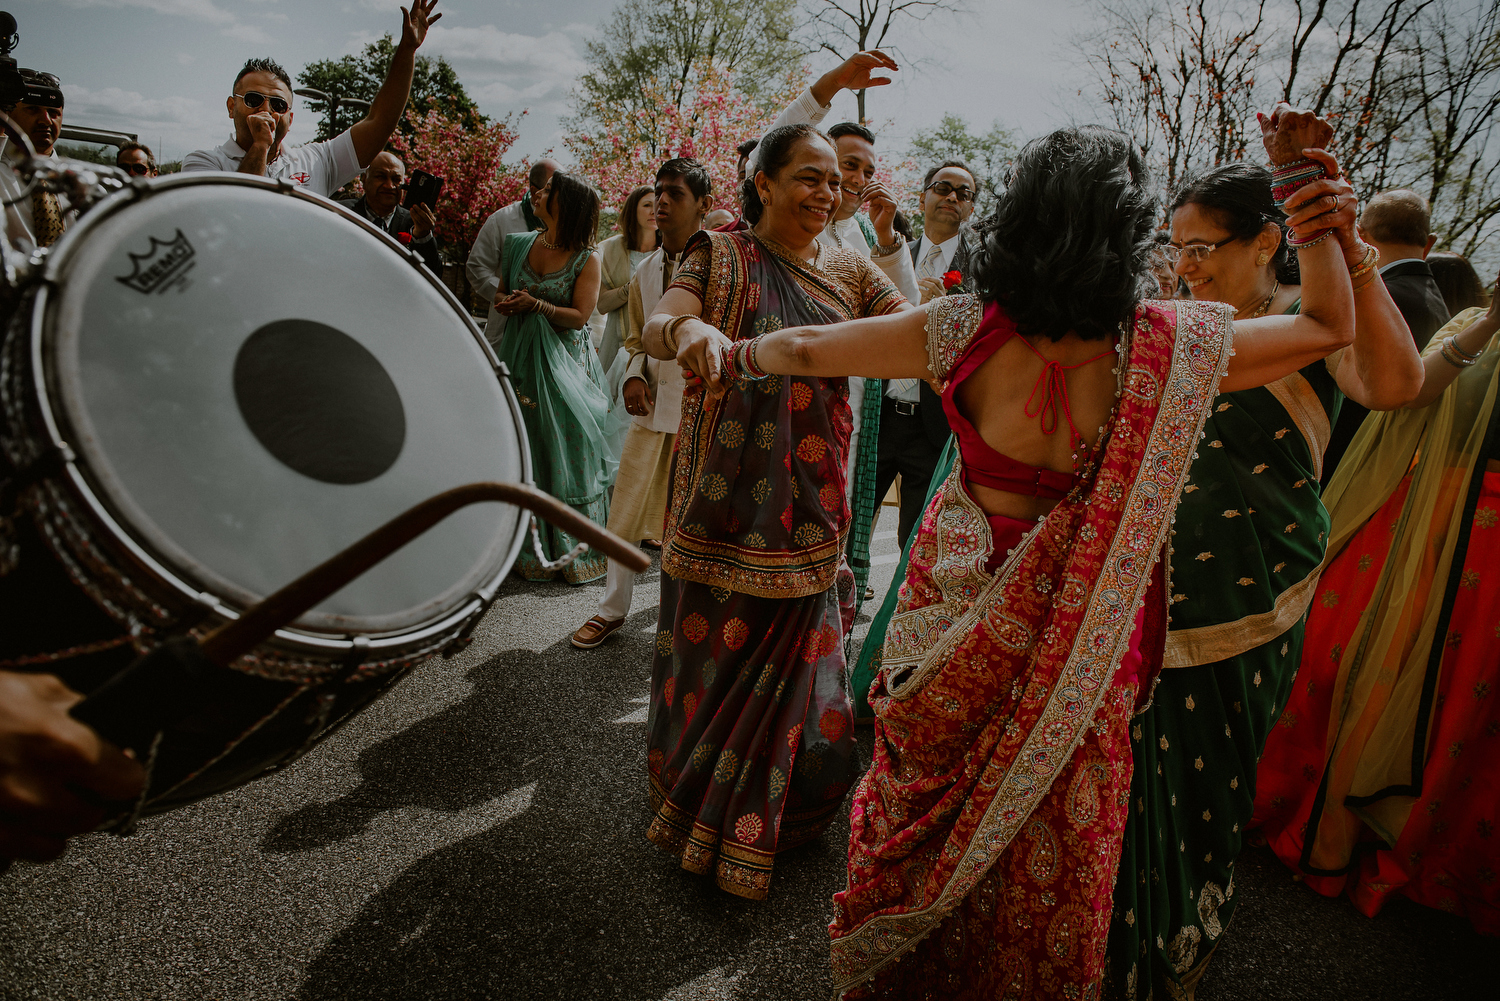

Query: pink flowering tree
382 108 530 257
567 62 806 214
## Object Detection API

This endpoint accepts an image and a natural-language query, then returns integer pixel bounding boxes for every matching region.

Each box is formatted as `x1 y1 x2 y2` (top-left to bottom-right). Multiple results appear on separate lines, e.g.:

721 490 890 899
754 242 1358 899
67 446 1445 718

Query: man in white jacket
571 157 712 649
466 157 559 344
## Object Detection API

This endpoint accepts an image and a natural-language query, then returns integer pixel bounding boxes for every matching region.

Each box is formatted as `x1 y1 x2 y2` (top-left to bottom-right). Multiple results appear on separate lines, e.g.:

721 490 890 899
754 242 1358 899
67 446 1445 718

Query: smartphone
403 169 444 210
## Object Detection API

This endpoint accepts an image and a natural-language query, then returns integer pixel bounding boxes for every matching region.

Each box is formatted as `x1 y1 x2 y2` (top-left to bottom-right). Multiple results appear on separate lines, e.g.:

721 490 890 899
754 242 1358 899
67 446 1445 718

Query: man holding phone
339 151 442 272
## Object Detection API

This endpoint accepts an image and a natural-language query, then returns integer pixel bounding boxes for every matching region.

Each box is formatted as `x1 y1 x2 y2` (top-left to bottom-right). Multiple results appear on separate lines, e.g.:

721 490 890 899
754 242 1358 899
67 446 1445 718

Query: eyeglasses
233 91 290 114
1159 241 1234 265
925 181 975 202
118 161 152 176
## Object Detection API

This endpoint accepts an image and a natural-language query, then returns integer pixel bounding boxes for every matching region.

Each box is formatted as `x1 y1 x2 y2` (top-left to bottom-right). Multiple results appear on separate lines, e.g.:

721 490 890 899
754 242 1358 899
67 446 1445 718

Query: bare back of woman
958 332 1120 521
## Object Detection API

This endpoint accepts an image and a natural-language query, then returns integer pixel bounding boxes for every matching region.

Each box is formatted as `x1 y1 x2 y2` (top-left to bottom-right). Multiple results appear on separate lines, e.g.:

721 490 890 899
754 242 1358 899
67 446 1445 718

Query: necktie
920 242 943 280
31 187 64 248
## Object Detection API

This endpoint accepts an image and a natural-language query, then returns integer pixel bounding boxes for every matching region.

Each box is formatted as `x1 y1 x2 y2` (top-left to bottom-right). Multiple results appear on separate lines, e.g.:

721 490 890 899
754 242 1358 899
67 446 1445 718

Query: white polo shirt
182 128 362 199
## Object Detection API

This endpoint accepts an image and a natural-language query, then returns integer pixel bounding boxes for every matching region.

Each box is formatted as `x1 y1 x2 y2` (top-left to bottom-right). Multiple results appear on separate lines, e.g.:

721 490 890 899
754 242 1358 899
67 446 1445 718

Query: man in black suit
871 160 979 546
339 151 442 273
1321 189 1451 484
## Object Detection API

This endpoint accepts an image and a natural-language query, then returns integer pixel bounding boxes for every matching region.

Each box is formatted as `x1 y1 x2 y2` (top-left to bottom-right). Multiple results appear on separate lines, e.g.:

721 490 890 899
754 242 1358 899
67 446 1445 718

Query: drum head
46 178 527 635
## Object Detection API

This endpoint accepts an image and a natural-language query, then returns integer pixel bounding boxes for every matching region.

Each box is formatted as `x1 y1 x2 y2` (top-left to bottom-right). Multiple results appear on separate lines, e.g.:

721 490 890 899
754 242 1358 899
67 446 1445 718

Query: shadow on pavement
267 601 857 1000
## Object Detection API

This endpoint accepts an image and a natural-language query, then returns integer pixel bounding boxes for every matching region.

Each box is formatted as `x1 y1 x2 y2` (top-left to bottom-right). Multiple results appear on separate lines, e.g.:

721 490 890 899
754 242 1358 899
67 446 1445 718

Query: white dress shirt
0 142 74 253
466 200 541 342
912 232 963 278
182 129 361 200
1379 256 1426 275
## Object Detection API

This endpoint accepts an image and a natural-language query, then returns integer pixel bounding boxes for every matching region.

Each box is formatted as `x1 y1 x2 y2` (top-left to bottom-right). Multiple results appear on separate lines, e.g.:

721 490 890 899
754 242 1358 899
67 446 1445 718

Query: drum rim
26 172 534 653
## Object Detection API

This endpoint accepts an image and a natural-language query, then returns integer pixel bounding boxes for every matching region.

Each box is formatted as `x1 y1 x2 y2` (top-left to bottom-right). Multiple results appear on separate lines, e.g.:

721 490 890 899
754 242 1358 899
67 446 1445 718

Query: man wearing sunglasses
868 160 979 550
183 0 441 199
115 142 158 178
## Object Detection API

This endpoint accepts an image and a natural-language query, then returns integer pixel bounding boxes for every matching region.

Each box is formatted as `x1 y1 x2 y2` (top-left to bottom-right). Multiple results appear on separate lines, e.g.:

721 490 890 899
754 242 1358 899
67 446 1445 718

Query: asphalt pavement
0 507 1488 1000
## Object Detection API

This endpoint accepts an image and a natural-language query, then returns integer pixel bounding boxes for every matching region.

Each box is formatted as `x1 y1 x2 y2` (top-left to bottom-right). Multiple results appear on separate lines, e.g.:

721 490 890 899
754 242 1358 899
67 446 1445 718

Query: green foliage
907 114 1016 220
575 0 801 122
54 142 116 165
298 35 485 143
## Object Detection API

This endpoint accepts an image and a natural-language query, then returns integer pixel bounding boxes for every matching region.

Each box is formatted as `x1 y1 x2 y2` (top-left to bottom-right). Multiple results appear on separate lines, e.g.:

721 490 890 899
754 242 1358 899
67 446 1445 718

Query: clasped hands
494 287 543 316
1259 102 1361 265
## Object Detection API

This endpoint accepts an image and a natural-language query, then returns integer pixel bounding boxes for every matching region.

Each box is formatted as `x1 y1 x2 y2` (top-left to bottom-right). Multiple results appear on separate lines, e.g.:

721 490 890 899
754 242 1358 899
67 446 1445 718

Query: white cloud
60 0 277 47
60 84 225 160
60 0 237 25
422 25 586 76
220 22 273 43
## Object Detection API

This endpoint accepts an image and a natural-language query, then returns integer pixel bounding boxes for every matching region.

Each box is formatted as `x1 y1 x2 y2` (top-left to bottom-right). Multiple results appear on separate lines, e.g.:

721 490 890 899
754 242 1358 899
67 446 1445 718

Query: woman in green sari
492 171 613 584
1103 108 1425 998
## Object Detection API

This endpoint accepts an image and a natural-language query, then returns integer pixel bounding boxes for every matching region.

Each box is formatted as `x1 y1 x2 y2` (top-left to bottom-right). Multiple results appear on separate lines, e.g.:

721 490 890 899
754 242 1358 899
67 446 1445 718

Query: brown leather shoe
571 615 625 649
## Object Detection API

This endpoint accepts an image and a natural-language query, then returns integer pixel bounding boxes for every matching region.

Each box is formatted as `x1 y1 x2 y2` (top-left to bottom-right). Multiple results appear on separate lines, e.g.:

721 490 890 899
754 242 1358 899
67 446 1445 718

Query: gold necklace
537 231 563 250
1248 280 1280 319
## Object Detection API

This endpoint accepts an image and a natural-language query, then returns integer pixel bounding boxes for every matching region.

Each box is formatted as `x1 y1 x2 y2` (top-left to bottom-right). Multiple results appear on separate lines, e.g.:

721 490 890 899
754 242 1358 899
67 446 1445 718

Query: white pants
598 557 636 621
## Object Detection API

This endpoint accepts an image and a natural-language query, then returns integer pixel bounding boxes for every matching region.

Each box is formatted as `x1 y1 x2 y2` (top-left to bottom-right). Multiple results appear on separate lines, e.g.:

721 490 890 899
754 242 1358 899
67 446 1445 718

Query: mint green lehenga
495 232 612 583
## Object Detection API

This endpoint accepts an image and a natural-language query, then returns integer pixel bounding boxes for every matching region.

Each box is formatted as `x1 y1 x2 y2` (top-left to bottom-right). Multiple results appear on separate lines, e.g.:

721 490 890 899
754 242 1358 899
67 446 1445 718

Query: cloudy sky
15 0 1087 169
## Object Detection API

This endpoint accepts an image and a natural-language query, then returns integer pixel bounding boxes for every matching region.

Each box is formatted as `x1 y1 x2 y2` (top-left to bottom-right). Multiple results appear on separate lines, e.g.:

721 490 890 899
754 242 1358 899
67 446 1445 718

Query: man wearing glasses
115 142 158 178
182 0 440 199
871 160 981 549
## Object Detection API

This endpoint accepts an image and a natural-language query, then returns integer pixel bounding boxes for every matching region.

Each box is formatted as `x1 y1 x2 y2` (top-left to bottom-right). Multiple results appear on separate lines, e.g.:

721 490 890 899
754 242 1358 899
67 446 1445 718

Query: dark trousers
872 397 944 548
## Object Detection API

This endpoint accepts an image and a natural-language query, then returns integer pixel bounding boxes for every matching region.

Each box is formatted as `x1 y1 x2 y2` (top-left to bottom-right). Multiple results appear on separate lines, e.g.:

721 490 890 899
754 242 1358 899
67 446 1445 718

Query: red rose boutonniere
396 231 413 244
942 269 962 290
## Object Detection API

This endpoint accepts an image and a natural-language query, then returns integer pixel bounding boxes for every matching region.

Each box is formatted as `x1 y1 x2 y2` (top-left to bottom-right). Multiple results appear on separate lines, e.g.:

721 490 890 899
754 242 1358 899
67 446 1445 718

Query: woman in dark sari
676 120 1361 995
639 124 908 900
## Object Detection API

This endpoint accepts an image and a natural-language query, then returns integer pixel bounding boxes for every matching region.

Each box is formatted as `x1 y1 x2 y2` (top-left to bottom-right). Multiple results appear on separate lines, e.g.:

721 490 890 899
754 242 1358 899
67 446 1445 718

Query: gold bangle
663 314 694 353
1348 243 1380 280
1351 269 1381 292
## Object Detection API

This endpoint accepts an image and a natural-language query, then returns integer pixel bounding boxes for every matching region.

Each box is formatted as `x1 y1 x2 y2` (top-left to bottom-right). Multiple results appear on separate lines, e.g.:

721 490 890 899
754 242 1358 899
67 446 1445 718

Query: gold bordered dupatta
828 297 1235 993
661 231 902 598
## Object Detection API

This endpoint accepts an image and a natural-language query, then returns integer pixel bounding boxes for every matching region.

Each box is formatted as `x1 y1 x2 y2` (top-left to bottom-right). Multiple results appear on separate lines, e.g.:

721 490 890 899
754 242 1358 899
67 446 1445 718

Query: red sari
829 297 1236 997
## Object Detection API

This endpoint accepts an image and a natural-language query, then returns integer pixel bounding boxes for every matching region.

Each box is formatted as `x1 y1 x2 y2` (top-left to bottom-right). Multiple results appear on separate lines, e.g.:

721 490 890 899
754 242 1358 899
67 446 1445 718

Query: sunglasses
233 91 290 114
925 181 975 202
118 161 152 176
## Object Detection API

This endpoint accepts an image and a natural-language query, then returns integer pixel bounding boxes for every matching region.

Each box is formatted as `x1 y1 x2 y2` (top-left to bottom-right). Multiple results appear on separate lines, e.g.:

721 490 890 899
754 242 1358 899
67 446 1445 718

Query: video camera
0 12 64 112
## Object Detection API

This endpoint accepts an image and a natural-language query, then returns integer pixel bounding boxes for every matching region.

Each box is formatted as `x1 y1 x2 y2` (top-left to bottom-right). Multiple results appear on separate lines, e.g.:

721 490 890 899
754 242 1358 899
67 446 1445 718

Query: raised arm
349 1 440 168
1405 295 1498 410
1220 170 1354 393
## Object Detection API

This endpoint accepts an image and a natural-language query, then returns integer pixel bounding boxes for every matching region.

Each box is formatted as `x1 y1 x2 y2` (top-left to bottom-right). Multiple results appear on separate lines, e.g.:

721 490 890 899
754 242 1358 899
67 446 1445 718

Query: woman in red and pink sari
679 123 1360 996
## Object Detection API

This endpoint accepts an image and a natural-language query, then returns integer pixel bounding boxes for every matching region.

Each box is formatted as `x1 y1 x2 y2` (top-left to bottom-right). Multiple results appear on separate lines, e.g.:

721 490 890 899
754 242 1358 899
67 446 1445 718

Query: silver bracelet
1441 337 1477 368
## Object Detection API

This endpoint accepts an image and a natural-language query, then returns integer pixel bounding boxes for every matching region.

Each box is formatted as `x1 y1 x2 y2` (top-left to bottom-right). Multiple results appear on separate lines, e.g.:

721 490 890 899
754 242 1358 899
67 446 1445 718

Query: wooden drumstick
200 482 651 667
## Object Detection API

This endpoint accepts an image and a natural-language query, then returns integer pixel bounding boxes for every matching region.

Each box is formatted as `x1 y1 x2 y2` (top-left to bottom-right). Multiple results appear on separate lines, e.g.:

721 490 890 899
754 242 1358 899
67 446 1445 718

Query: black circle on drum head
233 320 405 485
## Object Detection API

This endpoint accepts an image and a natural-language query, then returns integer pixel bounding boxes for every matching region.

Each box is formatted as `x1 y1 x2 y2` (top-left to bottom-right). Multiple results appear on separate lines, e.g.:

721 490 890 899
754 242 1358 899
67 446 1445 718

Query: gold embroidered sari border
1265 371 1331 478
829 299 1236 994
1161 563 1323 669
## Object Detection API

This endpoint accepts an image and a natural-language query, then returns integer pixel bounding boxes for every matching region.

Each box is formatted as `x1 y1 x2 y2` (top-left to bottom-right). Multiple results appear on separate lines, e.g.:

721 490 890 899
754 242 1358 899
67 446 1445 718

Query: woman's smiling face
1169 202 1280 307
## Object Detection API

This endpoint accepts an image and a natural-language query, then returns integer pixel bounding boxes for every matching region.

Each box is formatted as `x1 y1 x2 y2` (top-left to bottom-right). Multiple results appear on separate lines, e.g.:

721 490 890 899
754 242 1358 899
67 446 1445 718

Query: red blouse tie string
1019 338 1116 446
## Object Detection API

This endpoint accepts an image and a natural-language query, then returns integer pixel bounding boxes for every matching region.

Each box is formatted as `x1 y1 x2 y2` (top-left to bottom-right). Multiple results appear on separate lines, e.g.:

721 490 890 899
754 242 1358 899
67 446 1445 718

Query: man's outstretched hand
400 0 442 51
811 50 900 106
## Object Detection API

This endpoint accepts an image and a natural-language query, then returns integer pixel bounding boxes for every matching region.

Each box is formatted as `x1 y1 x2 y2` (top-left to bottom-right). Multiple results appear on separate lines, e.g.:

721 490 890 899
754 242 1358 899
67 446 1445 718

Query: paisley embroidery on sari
829 298 1235 995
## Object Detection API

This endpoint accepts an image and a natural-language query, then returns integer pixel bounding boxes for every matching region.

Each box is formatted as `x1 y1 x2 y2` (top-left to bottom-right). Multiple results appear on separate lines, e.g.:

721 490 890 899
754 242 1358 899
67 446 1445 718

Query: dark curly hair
548 171 601 252
1169 163 1296 283
741 123 835 226
972 126 1158 342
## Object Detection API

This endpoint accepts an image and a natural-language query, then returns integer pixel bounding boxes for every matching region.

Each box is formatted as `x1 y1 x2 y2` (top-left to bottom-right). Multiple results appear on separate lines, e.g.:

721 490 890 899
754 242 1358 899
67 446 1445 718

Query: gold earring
1256 252 1269 266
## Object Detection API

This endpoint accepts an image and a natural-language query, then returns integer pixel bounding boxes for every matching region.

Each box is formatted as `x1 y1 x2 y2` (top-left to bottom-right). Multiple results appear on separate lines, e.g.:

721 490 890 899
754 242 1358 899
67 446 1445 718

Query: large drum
0 173 531 816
